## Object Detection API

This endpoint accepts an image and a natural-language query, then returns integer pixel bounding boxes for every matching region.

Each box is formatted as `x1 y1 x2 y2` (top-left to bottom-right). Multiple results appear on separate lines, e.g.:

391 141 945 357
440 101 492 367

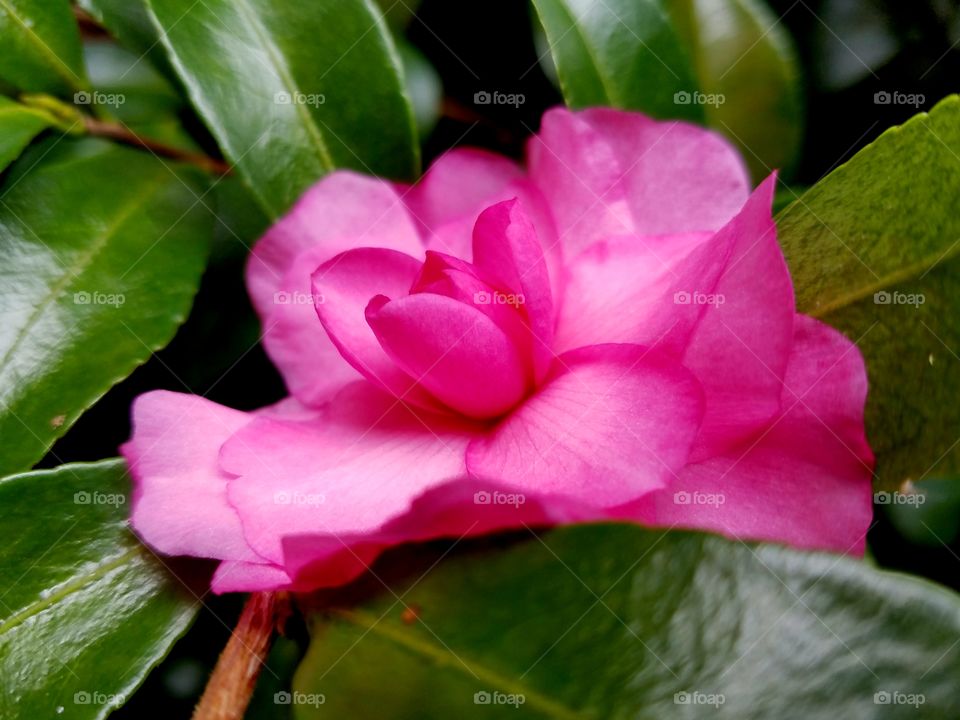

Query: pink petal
366 292 531 419
221 382 481 565
472 199 555 381
553 230 714 354
121 391 261 563
247 172 424 405
681 175 795 458
467 344 705 504
624 315 874 553
311 247 443 412
528 107 750 257
211 560 292 594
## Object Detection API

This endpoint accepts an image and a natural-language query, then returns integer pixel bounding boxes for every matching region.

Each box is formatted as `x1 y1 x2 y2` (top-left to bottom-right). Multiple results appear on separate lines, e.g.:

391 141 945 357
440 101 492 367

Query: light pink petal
121 391 261 563
472 199 555 380
222 382 481 565
553 231 714 354
682 175 795 458
624 315 874 553
467 344 705 504
247 172 424 405
366 292 531 419
528 107 750 256
311 247 442 412
211 560 292 594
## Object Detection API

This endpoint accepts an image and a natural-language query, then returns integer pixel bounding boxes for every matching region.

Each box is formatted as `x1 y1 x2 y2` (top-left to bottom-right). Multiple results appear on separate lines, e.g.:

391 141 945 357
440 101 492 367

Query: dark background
48 1 959 715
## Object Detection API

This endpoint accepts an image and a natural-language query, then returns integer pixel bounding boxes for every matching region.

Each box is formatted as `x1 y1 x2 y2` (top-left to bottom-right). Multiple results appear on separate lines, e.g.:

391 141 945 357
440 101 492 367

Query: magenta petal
467 344 705 504
311 247 442 411
528 107 750 256
366 292 531 419
121 391 261 563
222 382 480 564
472 199 555 381
247 172 424 405
625 315 874 553
210 560 292 594
682 175 795 458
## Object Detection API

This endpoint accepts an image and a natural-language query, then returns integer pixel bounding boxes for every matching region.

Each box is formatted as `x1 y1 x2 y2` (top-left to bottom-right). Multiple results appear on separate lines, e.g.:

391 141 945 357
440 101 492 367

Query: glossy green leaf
76 0 176 80
0 95 51 171
0 0 88 95
0 139 211 475
777 95 960 489
530 0 702 122
666 0 803 180
0 459 200 719
145 0 419 218
294 524 960 718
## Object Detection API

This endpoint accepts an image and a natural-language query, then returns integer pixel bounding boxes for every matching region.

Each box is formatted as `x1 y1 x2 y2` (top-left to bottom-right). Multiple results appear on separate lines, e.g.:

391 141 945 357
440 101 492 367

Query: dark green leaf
0 139 211 474
665 0 803 180
776 95 960 489
76 0 176 80
0 0 88 95
0 95 51 171
145 0 419 218
294 524 960 718
530 0 702 122
0 459 200 719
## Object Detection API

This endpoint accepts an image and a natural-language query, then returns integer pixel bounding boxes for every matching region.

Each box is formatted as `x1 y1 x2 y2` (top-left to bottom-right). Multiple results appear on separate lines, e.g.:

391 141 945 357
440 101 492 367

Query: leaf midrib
0 546 140 636
0 172 169 380
335 607 593 720
0 0 84 92
230 0 335 172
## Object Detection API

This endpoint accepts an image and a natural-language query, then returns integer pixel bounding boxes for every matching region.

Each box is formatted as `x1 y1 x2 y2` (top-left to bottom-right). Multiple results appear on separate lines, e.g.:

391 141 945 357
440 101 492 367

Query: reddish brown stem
83 116 232 175
192 592 289 720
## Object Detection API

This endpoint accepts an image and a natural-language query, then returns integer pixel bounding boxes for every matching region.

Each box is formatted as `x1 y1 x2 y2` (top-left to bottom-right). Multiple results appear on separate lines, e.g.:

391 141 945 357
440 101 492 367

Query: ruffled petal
623 315 874 553
528 107 750 256
121 391 260 563
467 344 705 504
247 172 424 405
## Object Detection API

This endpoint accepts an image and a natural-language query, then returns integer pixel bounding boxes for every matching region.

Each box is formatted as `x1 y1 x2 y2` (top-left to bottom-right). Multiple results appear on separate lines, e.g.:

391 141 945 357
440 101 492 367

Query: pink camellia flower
123 107 874 593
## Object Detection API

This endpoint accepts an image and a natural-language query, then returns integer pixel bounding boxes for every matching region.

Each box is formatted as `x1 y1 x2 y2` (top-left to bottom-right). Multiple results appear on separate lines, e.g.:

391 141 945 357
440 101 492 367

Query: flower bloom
123 107 873 593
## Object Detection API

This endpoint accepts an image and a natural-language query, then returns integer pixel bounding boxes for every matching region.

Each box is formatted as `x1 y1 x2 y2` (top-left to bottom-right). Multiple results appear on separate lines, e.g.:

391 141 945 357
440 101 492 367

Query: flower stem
192 592 289 720
82 116 232 175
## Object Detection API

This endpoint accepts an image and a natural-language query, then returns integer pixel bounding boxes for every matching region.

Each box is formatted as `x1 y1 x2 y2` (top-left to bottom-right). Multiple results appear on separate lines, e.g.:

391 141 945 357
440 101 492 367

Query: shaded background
44 0 960 714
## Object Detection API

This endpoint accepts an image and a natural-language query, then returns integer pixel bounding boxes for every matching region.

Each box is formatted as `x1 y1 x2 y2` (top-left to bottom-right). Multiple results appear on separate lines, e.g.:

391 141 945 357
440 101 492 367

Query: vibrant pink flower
123 107 874 593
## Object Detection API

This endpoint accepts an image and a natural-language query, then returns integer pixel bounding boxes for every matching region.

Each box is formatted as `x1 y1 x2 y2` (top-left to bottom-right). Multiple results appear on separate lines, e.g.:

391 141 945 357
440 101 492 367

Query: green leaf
76 0 176 80
145 0 419 218
0 0 88 95
0 95 51 171
0 459 200 719
0 139 211 475
665 0 803 180
776 95 960 489
294 524 960 718
530 0 703 122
